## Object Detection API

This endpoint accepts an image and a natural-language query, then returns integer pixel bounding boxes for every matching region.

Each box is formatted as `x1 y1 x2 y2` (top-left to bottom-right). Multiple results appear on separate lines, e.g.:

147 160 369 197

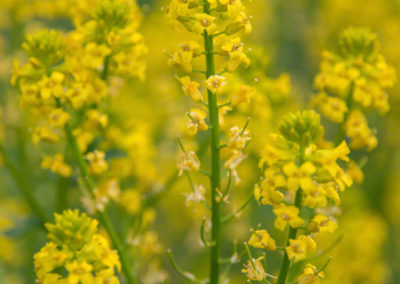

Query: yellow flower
242 256 266 282
85 109 108 130
66 260 94 284
283 161 316 192
41 154 72 177
32 126 59 145
38 72 65 99
49 108 71 128
177 150 200 176
227 126 251 150
205 75 227 94
297 263 325 284
193 13 218 35
254 167 285 206
307 214 338 234
286 235 316 262
83 43 111 69
273 205 304 231
302 185 328 208
180 76 203 101
186 108 208 135
167 41 201 73
313 92 348 123
231 85 251 106
248 230 276 250
344 110 377 151
120 189 142 215
34 242 71 280
85 150 108 175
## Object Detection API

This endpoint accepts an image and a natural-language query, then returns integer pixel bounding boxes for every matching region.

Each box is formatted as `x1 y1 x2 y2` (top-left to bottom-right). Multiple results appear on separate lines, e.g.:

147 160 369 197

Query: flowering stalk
202 1 222 282
166 0 252 281
276 147 305 284
64 122 136 284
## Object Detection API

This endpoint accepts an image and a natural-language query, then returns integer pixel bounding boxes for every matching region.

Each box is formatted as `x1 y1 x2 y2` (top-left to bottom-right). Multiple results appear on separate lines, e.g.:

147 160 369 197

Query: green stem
0 145 48 229
203 0 221 282
276 148 305 284
276 190 303 284
334 82 354 146
64 123 136 284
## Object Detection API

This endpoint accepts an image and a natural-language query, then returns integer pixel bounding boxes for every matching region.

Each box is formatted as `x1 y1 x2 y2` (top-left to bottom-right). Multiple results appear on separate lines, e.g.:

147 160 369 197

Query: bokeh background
1 0 400 283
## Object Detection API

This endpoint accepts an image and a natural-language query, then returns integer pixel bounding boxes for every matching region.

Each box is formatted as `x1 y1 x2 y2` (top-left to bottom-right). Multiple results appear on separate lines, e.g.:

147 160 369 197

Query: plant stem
203 0 221 282
0 145 48 229
276 148 305 284
276 190 303 284
64 123 136 284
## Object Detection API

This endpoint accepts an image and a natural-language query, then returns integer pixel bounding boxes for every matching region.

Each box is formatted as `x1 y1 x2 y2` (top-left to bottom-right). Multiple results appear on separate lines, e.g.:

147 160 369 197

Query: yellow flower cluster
34 209 120 284
167 0 253 184
166 0 251 74
247 110 351 282
11 0 146 177
313 27 396 151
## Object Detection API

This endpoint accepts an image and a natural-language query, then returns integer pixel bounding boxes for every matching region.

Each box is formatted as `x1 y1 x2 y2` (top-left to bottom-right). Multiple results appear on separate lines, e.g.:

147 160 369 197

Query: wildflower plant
244 28 395 284
165 0 253 283
245 110 350 283
313 27 396 151
11 0 147 283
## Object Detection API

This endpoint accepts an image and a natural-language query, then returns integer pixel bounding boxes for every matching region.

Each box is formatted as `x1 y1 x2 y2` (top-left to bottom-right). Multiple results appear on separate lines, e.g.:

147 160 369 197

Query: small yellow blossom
186 108 208 135
231 85 252 106
206 75 227 94
168 41 201 73
273 205 304 231
177 150 200 176
286 235 316 262
283 161 316 192
344 110 377 151
49 108 71 128
83 43 111 69
180 76 203 101
254 167 285 206
86 150 108 175
248 230 276 250
38 72 65 99
227 126 251 150
313 92 348 123
66 260 94 284
85 109 108 130
193 13 218 35
32 126 59 145
41 154 72 177
242 256 266 282
308 214 338 233
297 263 325 284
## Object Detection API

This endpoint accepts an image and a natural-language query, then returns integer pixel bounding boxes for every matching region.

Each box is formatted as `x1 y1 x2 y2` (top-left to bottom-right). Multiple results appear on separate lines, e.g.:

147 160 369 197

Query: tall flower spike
313 27 396 150
251 110 352 284
166 0 252 283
